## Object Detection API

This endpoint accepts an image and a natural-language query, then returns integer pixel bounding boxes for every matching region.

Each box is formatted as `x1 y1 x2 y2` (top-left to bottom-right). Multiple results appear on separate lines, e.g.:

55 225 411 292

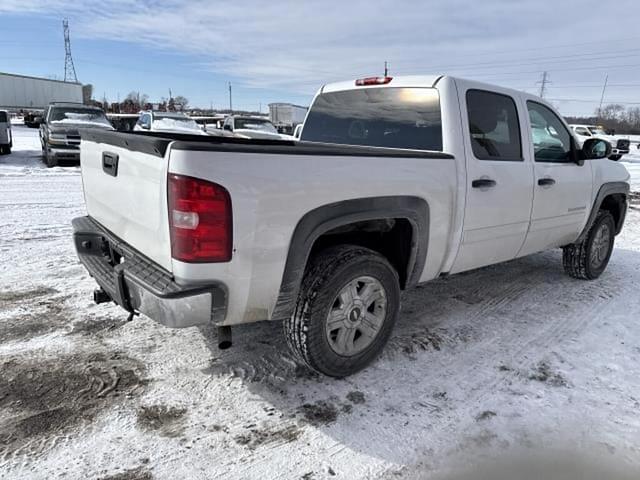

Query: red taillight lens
168 174 232 263
355 76 393 86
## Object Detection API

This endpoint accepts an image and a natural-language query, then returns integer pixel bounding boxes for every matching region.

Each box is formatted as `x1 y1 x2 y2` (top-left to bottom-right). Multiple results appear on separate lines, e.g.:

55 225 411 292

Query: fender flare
271 196 429 321
576 181 629 243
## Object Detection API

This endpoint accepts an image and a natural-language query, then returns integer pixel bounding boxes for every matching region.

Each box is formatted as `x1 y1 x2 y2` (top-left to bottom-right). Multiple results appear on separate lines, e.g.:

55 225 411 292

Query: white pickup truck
73 75 630 377
569 124 631 161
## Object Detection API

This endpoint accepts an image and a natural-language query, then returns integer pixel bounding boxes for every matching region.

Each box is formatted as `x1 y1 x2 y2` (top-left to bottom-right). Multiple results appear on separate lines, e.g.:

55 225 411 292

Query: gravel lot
2 125 640 479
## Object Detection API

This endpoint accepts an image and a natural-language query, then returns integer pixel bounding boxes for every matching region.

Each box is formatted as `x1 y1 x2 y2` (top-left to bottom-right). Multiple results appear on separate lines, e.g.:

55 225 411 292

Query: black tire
563 210 615 280
45 148 57 168
284 245 400 377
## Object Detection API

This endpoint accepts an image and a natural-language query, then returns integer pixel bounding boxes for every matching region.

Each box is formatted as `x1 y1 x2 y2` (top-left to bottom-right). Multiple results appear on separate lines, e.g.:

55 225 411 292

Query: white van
0 110 12 155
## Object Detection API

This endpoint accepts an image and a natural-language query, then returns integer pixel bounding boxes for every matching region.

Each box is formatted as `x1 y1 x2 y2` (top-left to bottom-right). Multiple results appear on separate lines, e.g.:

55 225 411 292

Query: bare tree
595 103 625 121
173 95 189 112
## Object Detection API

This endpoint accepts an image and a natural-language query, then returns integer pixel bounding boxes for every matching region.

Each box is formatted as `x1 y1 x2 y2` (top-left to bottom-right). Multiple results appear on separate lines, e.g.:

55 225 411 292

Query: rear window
49 107 111 127
301 87 443 151
0 111 7 122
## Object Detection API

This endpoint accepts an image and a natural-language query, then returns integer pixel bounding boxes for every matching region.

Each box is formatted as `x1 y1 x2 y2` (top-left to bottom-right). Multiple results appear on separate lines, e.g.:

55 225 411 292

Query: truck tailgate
80 133 173 272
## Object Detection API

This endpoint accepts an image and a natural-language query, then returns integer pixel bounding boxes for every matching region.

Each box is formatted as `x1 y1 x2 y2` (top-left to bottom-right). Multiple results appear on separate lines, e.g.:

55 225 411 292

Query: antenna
63 19 78 83
384 61 389 77
228 82 233 112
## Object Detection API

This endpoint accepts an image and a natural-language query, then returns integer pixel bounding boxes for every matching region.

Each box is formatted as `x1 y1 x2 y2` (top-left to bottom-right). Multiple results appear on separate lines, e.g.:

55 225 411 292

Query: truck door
451 86 534 273
517 100 593 256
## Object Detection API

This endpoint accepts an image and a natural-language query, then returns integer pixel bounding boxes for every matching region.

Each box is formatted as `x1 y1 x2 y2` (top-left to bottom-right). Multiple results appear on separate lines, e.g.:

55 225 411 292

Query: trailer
268 103 307 134
0 72 83 126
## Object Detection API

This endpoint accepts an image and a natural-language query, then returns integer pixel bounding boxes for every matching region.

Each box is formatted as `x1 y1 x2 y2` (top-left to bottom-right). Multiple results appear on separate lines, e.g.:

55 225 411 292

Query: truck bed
79 129 457 324
80 129 454 160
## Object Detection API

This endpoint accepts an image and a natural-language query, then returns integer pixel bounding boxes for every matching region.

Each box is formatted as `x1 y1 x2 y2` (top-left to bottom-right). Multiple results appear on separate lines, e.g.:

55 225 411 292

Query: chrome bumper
72 216 227 328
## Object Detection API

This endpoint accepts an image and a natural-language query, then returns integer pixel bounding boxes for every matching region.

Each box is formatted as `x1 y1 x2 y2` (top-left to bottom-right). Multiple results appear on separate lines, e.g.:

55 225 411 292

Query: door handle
471 178 496 188
538 178 556 186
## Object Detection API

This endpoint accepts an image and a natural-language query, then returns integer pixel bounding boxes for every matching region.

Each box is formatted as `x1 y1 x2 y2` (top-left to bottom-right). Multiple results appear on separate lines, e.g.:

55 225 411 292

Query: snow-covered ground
2 126 640 480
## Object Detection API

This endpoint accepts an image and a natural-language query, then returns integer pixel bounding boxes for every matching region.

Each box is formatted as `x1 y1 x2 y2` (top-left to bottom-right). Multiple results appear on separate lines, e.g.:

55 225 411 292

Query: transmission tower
63 19 78 83
537 71 550 98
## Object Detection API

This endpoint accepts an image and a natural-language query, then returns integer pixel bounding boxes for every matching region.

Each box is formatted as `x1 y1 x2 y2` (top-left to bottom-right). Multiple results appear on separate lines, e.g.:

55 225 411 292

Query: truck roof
143 111 190 118
321 75 444 93
320 75 536 101
49 102 102 110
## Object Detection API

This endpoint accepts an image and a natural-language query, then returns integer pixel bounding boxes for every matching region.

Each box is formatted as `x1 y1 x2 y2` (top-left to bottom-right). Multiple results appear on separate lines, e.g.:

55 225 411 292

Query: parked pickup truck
73 75 630 377
569 124 631 161
40 102 114 167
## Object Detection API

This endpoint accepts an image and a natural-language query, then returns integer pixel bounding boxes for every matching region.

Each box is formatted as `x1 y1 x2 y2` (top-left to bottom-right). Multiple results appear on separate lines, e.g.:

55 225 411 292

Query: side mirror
34 116 43 125
582 138 611 160
223 124 232 131
141 123 150 130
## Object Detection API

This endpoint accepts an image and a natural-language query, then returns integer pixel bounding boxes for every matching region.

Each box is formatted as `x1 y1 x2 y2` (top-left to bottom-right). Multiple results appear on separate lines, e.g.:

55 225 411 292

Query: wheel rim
590 223 611 269
325 275 387 356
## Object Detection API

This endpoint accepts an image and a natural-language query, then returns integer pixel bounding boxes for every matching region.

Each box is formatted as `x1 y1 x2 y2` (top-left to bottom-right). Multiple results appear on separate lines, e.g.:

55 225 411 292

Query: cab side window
137 114 151 128
466 89 522 161
527 101 573 163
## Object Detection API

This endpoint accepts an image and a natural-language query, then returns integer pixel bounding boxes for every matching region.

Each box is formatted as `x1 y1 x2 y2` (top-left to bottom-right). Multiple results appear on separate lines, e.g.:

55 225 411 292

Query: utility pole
63 19 78 82
384 61 388 77
598 74 609 117
228 82 233 112
537 71 550 98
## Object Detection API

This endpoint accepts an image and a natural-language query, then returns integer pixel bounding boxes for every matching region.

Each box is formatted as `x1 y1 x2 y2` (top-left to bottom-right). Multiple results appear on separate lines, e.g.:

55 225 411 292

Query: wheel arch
576 181 629 243
271 196 429 321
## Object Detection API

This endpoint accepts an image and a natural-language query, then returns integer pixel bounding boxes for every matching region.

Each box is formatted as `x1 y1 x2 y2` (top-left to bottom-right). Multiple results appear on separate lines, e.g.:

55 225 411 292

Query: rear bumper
72 216 227 328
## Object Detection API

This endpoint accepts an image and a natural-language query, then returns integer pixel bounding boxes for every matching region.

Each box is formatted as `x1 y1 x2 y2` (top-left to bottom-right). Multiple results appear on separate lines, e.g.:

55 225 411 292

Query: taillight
168 174 232 263
355 76 393 86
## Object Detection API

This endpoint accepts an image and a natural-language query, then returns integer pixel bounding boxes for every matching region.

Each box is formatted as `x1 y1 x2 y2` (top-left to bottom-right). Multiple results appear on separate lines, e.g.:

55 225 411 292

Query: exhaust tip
217 326 232 350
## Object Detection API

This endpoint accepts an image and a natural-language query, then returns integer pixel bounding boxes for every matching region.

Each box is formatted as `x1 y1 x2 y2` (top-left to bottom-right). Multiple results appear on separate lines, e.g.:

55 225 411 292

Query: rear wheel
563 210 615 280
284 245 400 377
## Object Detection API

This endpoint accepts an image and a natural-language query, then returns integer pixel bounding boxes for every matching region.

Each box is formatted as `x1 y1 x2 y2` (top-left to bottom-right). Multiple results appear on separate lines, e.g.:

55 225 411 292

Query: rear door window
466 89 522 161
0 111 7 122
301 87 443 151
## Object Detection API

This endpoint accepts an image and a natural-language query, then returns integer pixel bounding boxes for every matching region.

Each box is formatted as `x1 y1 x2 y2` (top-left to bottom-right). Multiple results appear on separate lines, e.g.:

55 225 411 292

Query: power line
548 98 640 105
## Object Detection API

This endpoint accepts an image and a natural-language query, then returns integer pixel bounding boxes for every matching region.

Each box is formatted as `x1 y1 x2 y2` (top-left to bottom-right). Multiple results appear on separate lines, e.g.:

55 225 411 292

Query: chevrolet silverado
73 75 630 377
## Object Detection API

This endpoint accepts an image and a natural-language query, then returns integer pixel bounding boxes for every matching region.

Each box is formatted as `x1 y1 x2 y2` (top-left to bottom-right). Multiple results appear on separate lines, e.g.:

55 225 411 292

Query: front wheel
44 148 57 168
284 245 400 377
563 210 615 280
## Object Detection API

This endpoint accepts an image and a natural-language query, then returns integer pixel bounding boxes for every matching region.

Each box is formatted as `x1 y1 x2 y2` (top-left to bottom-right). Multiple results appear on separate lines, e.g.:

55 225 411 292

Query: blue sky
2 0 640 115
